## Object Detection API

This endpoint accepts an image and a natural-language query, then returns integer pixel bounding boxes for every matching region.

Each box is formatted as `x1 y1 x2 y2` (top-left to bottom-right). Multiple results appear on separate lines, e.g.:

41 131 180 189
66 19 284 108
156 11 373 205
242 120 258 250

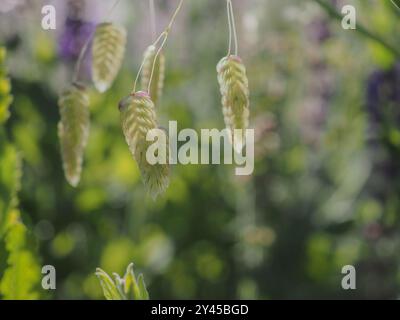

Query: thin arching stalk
228 0 238 56
132 31 167 93
147 33 168 94
72 30 94 83
132 0 185 94
164 0 185 34
227 0 233 56
226 0 239 57
109 0 121 17
149 0 157 41
132 56 148 94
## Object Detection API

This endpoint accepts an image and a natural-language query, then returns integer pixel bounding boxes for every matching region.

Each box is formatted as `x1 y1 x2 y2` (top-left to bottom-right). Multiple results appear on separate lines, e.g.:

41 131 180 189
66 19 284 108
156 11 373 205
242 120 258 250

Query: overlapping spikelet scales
58 82 90 187
217 55 250 153
119 91 169 198
141 45 165 104
92 22 127 93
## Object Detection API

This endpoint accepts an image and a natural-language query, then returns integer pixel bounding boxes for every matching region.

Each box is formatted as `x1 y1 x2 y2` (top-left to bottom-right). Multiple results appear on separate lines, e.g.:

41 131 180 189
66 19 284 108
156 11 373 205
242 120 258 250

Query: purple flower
58 17 95 61
365 63 400 187
58 17 95 81
366 62 400 125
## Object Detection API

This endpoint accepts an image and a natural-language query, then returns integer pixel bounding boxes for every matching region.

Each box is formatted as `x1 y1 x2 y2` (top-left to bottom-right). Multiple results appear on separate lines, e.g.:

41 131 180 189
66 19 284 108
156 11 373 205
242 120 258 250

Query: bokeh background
1 0 400 299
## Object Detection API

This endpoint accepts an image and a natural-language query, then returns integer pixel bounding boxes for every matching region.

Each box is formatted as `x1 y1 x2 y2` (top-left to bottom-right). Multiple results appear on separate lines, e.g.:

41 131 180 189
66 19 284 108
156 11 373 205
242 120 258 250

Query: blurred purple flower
366 62 400 125
58 17 95 61
365 63 400 197
58 17 95 81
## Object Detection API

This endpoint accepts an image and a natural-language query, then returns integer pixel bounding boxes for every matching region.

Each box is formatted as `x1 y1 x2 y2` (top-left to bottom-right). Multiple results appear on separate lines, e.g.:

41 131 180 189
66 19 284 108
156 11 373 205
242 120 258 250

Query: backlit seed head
92 22 127 93
58 82 90 187
119 91 169 199
141 45 165 105
217 55 250 153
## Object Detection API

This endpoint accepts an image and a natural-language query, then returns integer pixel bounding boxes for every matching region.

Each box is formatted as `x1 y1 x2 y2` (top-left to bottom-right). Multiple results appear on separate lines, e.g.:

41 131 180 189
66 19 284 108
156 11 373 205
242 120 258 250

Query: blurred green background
1 0 400 299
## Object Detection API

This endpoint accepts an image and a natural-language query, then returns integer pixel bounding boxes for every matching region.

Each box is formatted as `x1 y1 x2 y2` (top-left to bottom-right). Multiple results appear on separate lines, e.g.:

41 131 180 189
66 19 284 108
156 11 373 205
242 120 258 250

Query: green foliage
0 47 19 234
96 263 149 300
0 126 41 301
0 47 13 124
0 45 41 300
0 210 41 300
0 46 20 235
0 138 21 235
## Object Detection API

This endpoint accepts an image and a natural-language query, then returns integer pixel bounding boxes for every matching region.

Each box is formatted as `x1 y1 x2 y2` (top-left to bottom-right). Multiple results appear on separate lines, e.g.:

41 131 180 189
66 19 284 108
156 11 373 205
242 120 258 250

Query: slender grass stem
149 0 157 41
229 0 238 56
133 0 185 94
72 30 94 83
227 0 233 56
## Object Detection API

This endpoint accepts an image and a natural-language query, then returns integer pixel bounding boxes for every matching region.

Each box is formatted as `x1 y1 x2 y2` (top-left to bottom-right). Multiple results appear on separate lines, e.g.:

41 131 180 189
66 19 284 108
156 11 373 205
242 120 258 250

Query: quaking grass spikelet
119 91 169 199
141 45 165 104
58 82 90 187
92 22 127 93
217 55 250 153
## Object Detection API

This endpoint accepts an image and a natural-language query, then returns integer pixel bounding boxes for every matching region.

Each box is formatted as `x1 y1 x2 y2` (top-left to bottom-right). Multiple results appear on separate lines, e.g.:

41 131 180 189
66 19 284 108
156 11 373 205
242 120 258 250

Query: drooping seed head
119 92 169 199
217 55 250 153
58 82 90 187
92 22 127 93
140 45 165 105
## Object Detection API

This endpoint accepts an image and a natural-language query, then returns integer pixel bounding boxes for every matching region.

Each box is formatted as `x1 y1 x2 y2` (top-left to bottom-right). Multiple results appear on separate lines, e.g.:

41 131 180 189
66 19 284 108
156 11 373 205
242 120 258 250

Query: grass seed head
92 22 127 93
141 45 165 105
217 54 250 153
119 91 169 199
58 82 90 187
